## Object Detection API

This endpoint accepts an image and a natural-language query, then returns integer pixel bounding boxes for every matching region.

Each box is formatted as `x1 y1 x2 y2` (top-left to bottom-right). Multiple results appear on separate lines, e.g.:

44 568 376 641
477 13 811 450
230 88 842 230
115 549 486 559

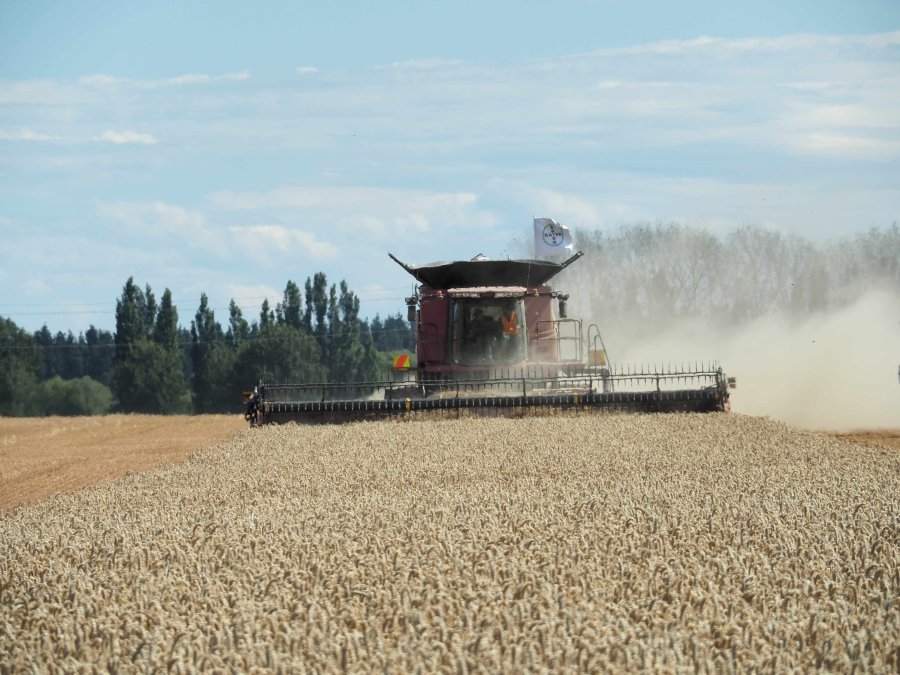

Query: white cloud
388 58 464 71
78 71 250 89
0 127 59 141
78 74 129 86
789 133 900 160
295 66 319 75
229 224 339 260
166 73 211 85
97 200 228 255
786 101 900 130
781 80 849 93
96 129 158 144
579 30 900 59
210 186 495 236
774 95 900 160
22 278 50 296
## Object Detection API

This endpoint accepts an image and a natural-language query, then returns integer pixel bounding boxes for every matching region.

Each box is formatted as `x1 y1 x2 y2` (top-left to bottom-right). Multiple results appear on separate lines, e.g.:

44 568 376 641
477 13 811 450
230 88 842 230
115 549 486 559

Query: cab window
453 299 525 365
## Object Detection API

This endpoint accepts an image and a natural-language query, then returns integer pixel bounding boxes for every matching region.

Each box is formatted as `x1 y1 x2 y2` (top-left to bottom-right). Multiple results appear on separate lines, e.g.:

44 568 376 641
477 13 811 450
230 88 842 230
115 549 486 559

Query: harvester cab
245 251 734 425
392 252 588 380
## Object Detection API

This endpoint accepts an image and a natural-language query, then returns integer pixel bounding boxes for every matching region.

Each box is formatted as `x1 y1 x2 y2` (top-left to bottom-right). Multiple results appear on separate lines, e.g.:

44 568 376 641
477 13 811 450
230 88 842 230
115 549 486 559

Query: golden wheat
1 414 897 672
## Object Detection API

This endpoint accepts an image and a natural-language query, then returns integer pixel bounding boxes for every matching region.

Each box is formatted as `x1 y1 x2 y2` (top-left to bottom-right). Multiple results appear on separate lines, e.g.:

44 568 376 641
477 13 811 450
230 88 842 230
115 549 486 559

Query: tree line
0 273 415 417
2 223 896 417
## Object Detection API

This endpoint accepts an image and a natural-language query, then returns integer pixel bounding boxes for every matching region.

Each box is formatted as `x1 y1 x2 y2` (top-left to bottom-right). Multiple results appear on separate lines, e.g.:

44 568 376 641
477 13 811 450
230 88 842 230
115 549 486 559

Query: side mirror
405 297 417 322
558 299 567 319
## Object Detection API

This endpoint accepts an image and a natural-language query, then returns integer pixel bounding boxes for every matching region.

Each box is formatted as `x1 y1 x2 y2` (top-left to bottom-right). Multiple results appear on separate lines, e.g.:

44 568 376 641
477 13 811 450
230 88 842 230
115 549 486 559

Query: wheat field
1 414 897 672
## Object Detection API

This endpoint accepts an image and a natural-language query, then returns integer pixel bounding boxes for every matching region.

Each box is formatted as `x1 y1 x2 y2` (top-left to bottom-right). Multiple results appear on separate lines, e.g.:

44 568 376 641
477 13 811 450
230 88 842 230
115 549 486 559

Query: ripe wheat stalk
1 414 897 671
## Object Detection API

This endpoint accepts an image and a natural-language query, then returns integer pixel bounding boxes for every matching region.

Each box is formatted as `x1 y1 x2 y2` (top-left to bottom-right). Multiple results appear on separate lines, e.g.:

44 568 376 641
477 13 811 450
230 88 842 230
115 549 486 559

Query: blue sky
1 0 899 333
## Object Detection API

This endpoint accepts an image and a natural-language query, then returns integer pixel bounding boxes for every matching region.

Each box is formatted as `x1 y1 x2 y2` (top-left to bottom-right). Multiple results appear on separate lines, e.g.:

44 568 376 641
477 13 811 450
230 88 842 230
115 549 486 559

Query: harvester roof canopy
389 251 583 290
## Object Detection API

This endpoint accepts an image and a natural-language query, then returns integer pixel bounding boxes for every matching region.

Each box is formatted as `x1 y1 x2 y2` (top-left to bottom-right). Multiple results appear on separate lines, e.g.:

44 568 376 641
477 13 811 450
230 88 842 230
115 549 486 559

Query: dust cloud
608 288 900 431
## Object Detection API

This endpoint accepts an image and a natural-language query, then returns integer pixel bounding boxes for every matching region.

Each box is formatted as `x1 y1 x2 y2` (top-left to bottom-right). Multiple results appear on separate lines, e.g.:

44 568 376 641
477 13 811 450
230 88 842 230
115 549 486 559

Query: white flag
533 217 574 259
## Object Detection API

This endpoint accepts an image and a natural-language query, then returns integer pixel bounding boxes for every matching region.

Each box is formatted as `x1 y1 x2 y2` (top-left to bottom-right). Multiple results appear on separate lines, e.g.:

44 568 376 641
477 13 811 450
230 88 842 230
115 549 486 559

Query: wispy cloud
210 186 496 236
77 74 128 86
578 30 900 58
95 129 158 145
165 73 211 85
22 278 50 296
789 133 900 159
78 71 251 89
388 58 465 71
97 201 227 255
0 127 59 141
229 224 339 260
295 66 319 75
225 283 283 318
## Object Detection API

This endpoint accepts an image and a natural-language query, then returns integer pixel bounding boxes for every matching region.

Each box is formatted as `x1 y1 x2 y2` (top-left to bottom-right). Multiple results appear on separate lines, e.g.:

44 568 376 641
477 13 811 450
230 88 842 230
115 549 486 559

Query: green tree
115 277 150 345
282 280 303 330
84 325 115 386
232 322 325 389
355 321 380 383
310 272 328 348
327 280 372 382
153 289 179 348
113 340 192 413
143 285 157 337
0 317 42 416
37 376 114 416
369 314 385 350
259 299 274 328
113 279 190 413
192 293 235 412
302 277 314 332
58 331 84 380
33 325 57 380
326 283 340 368
381 313 415 351
226 299 250 348
177 326 194 385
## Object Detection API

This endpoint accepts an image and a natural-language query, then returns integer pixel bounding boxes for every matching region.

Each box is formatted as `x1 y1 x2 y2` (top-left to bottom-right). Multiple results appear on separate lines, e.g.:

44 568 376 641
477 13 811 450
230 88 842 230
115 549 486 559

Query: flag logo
542 221 567 247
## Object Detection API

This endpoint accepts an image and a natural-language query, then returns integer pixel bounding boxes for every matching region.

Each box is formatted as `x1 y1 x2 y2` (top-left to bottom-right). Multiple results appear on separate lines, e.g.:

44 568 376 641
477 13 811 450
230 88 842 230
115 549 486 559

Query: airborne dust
556 224 900 431
601 288 900 431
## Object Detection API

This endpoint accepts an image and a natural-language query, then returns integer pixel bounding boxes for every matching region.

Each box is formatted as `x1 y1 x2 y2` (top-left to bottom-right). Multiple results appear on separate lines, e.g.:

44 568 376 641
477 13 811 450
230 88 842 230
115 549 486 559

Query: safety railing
533 318 583 363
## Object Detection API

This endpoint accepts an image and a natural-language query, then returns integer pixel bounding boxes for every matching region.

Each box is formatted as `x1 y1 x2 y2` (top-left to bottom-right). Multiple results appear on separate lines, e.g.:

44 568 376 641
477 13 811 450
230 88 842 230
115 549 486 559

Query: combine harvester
245 251 735 425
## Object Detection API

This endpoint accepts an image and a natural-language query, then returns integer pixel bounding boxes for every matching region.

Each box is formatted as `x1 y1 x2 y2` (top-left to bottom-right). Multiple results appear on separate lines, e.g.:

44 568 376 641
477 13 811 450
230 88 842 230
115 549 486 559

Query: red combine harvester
245 251 734 425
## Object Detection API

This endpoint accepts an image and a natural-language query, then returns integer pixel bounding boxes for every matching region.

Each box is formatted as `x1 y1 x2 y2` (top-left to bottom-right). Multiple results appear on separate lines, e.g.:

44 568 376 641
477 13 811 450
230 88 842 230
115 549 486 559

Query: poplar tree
192 293 234 412
153 289 179 348
226 300 250 348
112 278 190 413
282 280 303 330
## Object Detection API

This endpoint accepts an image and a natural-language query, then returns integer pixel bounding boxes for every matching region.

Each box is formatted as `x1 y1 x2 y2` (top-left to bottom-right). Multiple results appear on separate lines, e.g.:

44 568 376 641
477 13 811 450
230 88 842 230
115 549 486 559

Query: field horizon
1 412 898 513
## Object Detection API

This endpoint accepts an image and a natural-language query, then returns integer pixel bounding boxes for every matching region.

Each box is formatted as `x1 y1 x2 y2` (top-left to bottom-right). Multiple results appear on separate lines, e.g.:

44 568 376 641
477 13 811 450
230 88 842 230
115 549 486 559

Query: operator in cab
498 303 519 360
469 308 495 361
500 304 518 336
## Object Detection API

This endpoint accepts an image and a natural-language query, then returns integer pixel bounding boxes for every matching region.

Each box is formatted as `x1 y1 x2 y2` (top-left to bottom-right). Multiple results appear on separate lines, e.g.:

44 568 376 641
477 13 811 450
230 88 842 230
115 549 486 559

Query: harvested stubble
1 414 898 672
